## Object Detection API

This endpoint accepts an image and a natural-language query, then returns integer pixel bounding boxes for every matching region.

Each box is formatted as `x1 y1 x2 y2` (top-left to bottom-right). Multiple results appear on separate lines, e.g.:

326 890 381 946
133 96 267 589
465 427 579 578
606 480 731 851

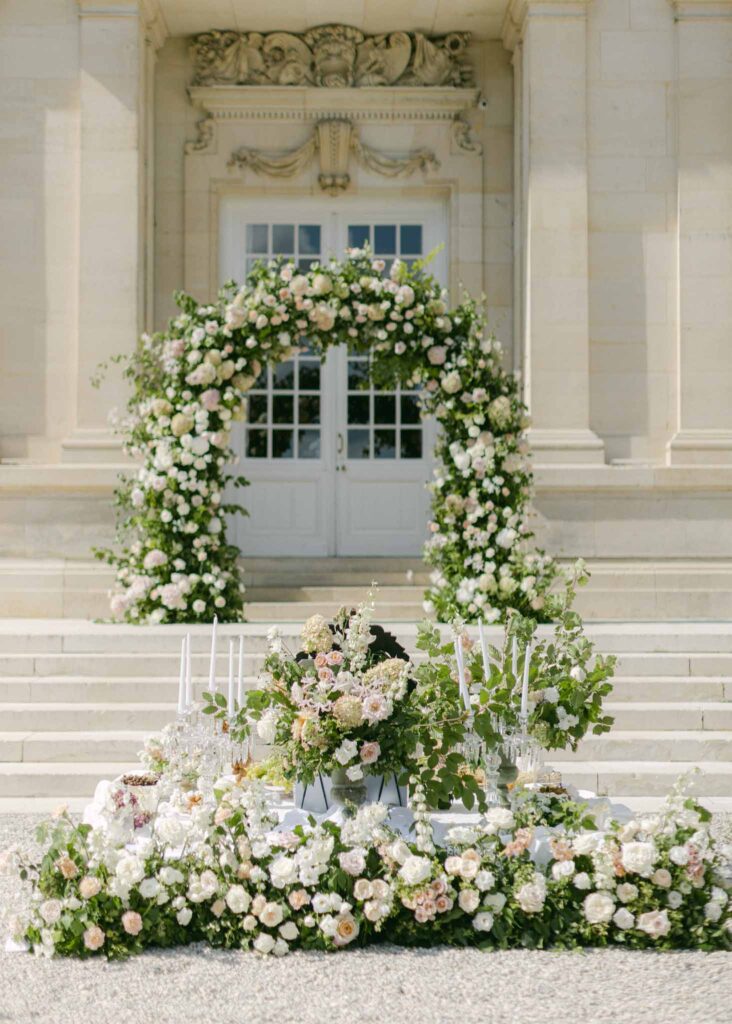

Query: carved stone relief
190 26 473 88
228 118 439 195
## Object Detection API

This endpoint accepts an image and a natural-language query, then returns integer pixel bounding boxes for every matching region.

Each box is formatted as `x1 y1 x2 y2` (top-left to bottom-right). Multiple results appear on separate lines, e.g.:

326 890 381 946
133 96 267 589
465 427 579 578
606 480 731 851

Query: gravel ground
1 814 731 1024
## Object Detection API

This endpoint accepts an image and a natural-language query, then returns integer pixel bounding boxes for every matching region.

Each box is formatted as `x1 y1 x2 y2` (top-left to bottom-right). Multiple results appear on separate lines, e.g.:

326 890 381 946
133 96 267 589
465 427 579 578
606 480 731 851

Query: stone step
555 760 732 797
0 731 147 763
0 703 176 731
245 601 426 621
0 676 262 702
2 675 727 704
0 762 136 797
603 702 732 730
0 648 723 677
3 619 732 654
609 677 731 701
553 731 732 762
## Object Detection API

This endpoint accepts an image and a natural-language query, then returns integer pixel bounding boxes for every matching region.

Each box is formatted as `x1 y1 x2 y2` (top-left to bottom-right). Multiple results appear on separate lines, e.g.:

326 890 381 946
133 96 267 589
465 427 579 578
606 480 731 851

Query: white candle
227 638 235 719
511 636 518 680
454 635 470 712
521 641 531 719
208 615 218 693
478 621 490 682
185 633 192 707
237 635 244 708
177 636 186 715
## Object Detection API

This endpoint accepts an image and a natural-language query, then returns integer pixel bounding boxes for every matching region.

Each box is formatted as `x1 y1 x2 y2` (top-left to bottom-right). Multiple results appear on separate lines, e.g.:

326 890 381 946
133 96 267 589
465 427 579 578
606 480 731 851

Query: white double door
219 195 447 556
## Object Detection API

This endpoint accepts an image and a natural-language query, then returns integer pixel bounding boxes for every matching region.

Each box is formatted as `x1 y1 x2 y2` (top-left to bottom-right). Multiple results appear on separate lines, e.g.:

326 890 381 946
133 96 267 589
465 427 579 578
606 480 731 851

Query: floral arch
99 249 561 624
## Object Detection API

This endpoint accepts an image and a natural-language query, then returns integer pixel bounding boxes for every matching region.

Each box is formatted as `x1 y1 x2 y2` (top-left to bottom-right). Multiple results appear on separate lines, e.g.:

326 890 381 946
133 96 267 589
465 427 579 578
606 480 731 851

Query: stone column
667 0 732 464
62 0 166 463
503 0 604 464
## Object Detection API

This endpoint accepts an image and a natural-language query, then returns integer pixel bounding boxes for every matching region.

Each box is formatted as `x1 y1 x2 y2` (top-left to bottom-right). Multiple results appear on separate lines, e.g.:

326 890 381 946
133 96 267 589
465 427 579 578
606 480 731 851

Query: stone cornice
668 0 732 18
502 0 590 51
188 85 480 124
76 0 168 48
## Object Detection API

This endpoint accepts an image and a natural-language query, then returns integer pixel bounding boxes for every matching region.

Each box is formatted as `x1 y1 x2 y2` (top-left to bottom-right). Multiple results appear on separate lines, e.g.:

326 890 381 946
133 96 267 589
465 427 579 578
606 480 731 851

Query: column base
527 428 605 465
666 430 732 466
61 429 125 464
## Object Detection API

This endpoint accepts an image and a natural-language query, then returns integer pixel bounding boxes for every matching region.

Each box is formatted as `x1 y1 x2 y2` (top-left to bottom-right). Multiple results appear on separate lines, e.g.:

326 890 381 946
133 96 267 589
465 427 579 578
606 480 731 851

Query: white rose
311 273 332 295
279 921 298 941
616 883 638 904
253 932 276 954
335 739 358 765
668 845 690 866
583 892 615 925
483 807 515 833
573 872 591 891
572 833 601 856
636 909 671 939
225 885 250 914
552 860 576 881
475 870 495 892
116 855 145 888
39 900 63 925
458 889 480 913
159 866 184 887
652 868 672 889
398 856 432 887
339 849 366 877
483 892 507 912
138 877 159 899
516 873 546 914
176 907 192 926
621 841 657 877
269 857 298 889
256 710 278 745
667 890 683 910
259 902 284 928
442 370 462 394
472 911 494 933
613 907 635 930
311 893 331 915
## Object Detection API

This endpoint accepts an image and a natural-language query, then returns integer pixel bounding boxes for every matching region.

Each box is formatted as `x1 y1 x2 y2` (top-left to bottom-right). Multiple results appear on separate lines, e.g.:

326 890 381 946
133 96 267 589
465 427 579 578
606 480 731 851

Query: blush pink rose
359 741 381 765
200 388 221 411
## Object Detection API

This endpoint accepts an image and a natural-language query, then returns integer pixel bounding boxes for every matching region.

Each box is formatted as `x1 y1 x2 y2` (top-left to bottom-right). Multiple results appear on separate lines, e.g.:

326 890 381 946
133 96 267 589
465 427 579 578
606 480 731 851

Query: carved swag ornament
191 25 473 88
228 118 439 196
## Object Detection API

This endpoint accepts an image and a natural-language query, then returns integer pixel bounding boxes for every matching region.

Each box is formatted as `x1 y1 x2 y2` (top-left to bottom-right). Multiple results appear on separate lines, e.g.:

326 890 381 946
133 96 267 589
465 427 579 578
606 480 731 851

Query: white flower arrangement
3 764 730 959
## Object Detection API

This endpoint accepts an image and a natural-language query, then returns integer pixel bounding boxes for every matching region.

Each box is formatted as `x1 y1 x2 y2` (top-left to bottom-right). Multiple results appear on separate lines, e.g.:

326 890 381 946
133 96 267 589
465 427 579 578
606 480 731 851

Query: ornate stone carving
184 114 216 154
191 26 473 88
452 114 483 155
228 118 439 195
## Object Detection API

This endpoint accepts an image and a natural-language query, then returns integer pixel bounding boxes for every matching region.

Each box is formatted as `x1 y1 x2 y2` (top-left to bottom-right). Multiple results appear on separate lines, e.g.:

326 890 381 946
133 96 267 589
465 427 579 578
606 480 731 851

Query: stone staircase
0 620 731 813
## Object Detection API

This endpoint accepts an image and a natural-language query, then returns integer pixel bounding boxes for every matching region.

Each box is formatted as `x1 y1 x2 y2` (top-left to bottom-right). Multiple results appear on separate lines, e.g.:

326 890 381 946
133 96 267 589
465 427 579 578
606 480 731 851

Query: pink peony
83 925 105 951
359 741 381 765
122 911 143 936
200 388 221 411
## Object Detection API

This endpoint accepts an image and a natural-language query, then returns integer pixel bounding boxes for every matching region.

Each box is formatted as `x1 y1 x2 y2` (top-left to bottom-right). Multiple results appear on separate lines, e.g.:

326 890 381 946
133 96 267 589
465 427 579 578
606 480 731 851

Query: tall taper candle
177 636 186 715
237 635 244 708
511 636 518 680
208 615 218 693
185 633 192 708
454 636 470 712
227 638 235 719
478 621 490 682
521 641 531 719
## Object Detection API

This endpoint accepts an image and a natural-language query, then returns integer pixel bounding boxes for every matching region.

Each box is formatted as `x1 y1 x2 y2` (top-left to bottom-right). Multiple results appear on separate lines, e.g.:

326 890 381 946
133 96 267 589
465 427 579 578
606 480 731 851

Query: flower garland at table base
4 770 730 960
96 249 567 625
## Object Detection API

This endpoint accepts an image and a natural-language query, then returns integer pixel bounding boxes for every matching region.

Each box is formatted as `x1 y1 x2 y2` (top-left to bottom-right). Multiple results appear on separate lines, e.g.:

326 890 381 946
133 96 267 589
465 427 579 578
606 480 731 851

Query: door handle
336 432 344 455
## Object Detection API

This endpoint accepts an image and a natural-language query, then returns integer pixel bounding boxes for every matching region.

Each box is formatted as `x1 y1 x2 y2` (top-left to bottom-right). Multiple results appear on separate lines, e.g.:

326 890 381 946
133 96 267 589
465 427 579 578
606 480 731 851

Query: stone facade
1 0 732 615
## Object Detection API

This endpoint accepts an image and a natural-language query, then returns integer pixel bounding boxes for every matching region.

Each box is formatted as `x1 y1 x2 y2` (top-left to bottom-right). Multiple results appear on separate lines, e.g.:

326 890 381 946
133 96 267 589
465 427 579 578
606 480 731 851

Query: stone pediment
190 25 474 89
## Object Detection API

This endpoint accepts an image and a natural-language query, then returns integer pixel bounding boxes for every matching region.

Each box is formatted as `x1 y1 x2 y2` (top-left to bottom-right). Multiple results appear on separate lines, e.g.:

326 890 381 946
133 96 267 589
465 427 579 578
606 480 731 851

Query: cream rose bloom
583 892 615 925
636 909 671 939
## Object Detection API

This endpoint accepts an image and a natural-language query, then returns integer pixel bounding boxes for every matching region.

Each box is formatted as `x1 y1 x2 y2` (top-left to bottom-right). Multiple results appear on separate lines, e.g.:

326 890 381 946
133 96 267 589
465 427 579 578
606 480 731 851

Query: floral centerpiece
207 603 420 807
